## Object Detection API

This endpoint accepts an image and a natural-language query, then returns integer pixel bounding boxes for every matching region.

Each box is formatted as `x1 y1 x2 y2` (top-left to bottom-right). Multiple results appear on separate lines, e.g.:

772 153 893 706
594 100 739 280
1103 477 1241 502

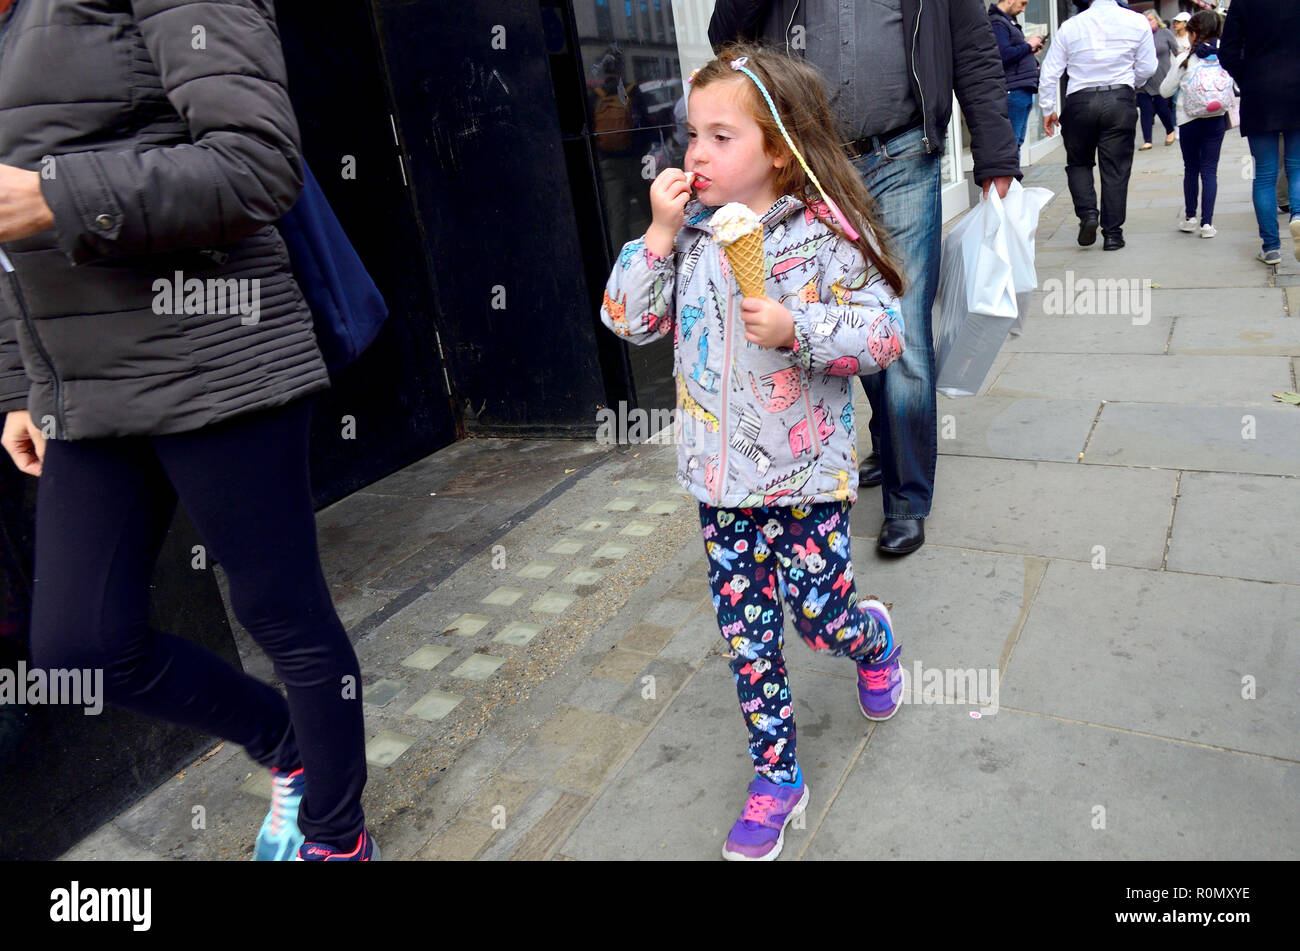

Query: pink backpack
1183 57 1236 119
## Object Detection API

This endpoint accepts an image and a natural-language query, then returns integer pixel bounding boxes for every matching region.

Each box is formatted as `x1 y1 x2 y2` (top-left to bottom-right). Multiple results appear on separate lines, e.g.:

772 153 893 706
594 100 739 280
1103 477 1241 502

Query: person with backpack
1160 10 1235 240
1220 0 1300 266
0 0 376 860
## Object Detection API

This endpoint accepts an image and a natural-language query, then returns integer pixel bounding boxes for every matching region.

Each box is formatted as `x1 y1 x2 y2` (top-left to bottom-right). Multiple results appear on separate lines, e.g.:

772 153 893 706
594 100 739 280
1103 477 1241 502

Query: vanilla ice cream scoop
710 202 762 247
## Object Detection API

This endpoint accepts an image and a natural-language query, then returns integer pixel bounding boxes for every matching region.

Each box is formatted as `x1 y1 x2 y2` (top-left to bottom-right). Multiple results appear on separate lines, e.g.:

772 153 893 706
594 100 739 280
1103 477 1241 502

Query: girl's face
685 78 785 217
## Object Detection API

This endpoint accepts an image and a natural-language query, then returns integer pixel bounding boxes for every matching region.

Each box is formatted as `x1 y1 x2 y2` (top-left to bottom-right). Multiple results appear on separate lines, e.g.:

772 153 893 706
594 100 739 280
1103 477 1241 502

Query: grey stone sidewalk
63 132 1299 861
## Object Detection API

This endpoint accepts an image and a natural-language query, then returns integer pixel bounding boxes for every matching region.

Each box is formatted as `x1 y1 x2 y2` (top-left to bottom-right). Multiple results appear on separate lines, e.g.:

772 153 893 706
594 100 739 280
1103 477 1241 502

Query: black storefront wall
370 0 613 437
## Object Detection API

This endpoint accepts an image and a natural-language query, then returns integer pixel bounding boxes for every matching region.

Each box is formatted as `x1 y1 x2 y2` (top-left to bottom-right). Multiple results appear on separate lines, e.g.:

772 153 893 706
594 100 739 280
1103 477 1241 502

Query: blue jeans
1247 130 1300 252
1007 88 1035 149
851 126 943 519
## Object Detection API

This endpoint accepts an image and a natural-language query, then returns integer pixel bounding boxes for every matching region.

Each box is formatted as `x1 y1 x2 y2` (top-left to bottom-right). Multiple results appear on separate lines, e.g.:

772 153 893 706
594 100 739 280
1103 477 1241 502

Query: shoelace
860 665 895 691
742 793 780 825
268 769 301 837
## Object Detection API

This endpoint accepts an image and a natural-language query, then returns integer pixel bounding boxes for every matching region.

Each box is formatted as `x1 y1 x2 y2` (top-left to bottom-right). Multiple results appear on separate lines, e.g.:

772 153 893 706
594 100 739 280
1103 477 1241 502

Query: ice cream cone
724 229 766 299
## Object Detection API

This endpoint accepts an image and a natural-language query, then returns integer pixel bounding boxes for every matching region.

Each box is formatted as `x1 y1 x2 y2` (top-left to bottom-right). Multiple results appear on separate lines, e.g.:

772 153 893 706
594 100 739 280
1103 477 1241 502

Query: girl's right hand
2 410 45 477
645 168 691 257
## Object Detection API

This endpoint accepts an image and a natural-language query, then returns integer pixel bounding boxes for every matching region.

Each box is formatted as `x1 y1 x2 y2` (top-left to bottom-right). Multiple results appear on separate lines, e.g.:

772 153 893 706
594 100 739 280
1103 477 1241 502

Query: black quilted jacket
0 0 329 440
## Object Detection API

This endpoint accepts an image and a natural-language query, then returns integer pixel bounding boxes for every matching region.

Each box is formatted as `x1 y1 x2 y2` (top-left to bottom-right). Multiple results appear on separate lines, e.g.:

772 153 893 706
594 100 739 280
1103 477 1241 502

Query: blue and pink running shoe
722 770 809 862
252 766 305 861
857 599 903 721
297 828 380 861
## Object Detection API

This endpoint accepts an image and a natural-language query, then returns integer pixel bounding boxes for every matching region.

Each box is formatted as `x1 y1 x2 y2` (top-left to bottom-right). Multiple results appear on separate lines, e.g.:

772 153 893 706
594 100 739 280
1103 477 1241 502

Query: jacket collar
683 194 808 237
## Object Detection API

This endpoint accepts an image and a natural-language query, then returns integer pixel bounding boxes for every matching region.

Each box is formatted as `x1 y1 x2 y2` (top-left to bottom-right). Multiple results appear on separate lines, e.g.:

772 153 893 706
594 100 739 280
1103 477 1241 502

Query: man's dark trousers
1061 86 1139 237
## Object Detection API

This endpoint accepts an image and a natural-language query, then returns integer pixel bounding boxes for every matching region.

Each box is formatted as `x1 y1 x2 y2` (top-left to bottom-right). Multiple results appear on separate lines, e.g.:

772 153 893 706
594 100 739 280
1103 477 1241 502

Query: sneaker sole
721 785 810 862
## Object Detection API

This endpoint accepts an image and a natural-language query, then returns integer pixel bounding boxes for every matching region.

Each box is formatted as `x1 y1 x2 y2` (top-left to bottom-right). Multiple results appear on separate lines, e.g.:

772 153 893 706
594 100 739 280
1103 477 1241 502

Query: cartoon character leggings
699 500 889 784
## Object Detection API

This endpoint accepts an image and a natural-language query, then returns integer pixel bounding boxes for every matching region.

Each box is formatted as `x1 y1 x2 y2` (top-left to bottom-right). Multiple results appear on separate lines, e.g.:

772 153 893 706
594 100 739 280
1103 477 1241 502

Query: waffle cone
724 229 766 299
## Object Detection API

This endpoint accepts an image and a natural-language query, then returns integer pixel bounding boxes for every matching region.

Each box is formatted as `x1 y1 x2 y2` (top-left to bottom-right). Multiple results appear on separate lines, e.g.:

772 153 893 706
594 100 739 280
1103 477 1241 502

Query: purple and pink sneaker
722 770 809 862
296 828 380 861
857 599 903 721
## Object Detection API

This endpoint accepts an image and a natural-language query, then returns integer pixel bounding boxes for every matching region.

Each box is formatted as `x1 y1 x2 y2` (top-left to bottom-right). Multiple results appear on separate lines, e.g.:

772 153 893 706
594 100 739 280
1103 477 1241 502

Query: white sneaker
1179 216 1199 233
1290 218 1300 261
1200 224 1217 239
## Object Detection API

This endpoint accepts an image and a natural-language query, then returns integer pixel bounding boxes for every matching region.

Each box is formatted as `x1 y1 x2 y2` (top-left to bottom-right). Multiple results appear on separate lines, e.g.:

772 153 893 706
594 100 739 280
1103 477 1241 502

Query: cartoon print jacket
599 194 904 508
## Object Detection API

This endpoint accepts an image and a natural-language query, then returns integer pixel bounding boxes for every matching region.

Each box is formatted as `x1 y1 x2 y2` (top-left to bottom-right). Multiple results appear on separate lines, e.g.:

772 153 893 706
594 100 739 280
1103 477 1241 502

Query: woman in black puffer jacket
0 0 373 860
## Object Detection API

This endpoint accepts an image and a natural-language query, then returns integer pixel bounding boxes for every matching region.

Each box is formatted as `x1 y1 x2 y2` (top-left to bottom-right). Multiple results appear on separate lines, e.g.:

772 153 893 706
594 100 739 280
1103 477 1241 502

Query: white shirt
1038 0 1158 115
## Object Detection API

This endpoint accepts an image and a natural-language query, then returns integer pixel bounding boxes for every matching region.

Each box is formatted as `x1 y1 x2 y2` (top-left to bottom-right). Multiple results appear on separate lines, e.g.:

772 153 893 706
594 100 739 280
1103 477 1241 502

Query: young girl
599 44 906 862
1162 10 1232 240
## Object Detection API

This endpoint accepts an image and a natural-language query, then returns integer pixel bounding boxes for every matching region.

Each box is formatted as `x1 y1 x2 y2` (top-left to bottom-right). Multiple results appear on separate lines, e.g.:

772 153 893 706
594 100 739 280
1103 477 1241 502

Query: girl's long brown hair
691 43 906 296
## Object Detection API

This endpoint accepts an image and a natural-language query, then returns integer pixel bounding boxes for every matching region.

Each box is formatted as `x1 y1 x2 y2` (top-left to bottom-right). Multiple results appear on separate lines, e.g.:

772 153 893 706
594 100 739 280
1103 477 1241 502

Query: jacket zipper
2 262 65 438
717 247 734 505
911 0 932 152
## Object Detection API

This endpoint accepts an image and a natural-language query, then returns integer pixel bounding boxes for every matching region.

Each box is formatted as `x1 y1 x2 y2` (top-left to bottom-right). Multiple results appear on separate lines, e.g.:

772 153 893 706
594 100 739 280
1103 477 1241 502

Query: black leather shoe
858 454 882 488
877 517 924 555
1078 216 1099 247
1103 234 1125 251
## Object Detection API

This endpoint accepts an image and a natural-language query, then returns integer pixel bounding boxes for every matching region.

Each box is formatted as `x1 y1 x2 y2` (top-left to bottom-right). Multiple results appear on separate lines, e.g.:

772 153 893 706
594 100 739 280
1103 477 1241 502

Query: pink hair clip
730 56 749 70
687 67 700 85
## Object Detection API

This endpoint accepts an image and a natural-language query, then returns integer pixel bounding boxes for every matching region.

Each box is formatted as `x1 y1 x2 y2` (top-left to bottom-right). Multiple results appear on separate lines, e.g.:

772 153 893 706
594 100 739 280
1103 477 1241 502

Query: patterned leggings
698 500 889 783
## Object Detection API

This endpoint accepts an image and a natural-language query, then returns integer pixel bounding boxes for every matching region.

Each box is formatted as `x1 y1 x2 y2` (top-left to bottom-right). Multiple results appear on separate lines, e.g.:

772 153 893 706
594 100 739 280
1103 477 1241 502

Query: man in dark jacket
1220 0 1300 265
709 0 1020 555
990 0 1044 149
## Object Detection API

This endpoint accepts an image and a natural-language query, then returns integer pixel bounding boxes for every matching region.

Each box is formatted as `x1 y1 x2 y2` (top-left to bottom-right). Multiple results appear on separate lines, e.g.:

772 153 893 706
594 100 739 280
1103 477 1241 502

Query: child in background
598 44 907 861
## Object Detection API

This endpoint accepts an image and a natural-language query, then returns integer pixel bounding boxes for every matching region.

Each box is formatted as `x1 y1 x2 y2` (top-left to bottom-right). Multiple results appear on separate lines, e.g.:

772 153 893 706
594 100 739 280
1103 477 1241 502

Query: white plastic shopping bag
933 180 1053 396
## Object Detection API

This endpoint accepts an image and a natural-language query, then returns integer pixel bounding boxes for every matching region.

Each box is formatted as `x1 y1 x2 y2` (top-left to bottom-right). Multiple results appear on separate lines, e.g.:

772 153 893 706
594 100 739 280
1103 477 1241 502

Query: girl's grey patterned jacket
599 195 904 508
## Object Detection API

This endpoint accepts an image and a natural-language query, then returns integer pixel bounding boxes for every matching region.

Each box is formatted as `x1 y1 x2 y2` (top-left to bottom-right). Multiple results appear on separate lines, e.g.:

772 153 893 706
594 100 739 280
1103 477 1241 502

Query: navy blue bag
276 160 388 372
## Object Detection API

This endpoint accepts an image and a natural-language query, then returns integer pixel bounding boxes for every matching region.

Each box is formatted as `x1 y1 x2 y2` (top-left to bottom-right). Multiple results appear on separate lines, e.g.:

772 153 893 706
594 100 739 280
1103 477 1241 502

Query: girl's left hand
740 297 796 349
0 165 55 242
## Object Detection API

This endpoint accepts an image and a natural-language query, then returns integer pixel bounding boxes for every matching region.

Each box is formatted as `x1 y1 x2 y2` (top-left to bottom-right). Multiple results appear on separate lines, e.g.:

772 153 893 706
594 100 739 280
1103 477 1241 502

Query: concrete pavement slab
1004 316 1171 353
1084 403 1300 476
1169 316 1300 355
1002 561 1300 760
802 703 1300 860
990 354 1289 405
896 455 1176 568
1166 471 1300 585
933 397 1098 462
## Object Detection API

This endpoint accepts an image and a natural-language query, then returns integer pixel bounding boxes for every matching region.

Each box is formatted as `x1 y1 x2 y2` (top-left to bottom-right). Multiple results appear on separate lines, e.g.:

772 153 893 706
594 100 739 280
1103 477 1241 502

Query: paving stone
532 592 575 615
589 648 654 683
534 706 607 748
917 456 1176 568
991 354 1290 405
605 499 638 512
643 597 696 628
58 823 168 862
516 561 557 579
608 658 697 722
658 600 723 666
617 622 676 655
239 770 270 800
401 644 454 670
644 500 681 514
1003 315 1171 353
510 792 590 861
366 731 416 767
451 653 508 681
1169 316 1300 355
934 397 1098 463
481 586 525 606
550 713 645 794
548 540 585 555
804 704 1300 860
592 543 633 560
563 568 604 585
405 689 464 721
1084 403 1300 476
1286 286 1300 316
417 776 536 860
619 521 656 536
578 519 613 532
1002 561 1300 760
363 679 404 707
1166 471 1300 585
493 622 544 646
444 613 492 637
559 656 866 859
619 479 661 493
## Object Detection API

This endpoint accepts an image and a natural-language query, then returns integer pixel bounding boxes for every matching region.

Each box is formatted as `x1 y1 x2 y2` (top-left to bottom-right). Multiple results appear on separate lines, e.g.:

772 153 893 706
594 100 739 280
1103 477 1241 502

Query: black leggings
29 399 365 848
